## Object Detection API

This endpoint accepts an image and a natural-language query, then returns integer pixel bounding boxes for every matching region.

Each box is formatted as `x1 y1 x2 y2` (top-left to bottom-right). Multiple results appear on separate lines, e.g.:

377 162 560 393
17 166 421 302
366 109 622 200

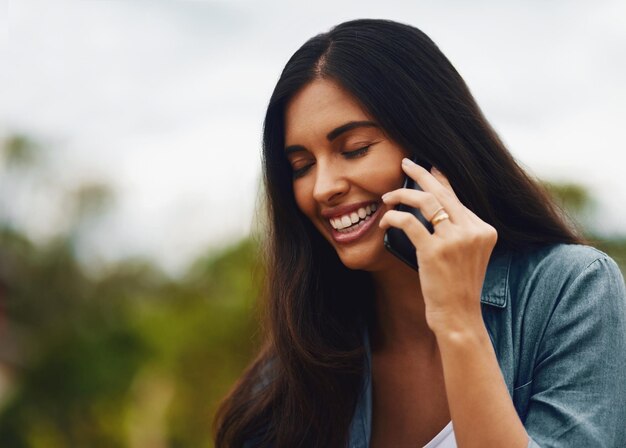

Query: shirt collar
480 247 512 308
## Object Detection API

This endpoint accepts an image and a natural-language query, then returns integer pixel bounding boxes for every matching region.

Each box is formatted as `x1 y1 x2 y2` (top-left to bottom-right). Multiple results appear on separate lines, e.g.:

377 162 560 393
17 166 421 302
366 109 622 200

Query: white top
422 421 457 448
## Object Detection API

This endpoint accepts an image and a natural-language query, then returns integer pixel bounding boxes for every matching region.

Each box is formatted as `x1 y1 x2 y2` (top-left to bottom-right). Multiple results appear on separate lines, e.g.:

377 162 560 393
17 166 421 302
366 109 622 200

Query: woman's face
284 78 410 271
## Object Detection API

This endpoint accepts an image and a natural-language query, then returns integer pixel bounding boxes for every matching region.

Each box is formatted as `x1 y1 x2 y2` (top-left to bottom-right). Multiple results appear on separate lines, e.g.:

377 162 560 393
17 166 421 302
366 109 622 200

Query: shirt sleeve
523 256 626 447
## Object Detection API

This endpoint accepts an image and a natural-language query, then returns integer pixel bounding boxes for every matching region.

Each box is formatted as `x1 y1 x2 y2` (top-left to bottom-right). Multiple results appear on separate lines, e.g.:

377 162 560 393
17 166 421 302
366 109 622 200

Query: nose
312 159 349 204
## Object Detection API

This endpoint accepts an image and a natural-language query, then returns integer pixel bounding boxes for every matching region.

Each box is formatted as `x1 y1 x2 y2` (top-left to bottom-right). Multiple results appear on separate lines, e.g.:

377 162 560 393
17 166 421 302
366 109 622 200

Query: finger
401 158 466 220
430 166 459 201
381 188 453 226
379 209 432 246
429 167 485 226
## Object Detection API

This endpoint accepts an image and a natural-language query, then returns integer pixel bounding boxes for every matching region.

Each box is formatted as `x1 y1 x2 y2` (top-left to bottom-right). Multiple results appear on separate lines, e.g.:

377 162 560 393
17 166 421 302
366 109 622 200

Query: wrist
429 312 489 345
426 301 485 335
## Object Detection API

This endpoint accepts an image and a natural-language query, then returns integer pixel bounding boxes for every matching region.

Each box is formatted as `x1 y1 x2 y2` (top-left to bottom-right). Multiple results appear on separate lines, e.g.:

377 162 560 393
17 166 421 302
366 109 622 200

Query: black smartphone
383 158 434 271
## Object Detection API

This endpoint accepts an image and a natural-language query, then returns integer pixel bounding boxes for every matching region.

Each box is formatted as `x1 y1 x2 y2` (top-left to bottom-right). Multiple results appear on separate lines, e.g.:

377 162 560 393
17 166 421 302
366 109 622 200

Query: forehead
284 79 372 144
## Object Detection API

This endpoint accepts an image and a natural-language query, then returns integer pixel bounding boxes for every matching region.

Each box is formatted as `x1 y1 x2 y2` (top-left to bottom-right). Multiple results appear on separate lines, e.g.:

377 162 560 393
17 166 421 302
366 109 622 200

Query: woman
214 19 626 447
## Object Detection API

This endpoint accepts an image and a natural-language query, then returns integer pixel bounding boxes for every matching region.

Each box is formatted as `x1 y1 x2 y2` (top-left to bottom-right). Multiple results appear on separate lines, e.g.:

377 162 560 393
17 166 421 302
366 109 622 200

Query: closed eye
291 145 372 179
343 145 371 159
292 164 313 179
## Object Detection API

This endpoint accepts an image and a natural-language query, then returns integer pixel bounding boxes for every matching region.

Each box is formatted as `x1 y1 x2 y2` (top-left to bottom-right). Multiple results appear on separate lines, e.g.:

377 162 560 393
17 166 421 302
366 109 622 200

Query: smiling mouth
326 202 382 244
328 203 378 232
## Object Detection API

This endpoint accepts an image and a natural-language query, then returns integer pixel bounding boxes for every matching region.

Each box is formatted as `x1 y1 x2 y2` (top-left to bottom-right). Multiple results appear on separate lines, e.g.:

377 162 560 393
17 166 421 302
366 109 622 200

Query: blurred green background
0 134 624 448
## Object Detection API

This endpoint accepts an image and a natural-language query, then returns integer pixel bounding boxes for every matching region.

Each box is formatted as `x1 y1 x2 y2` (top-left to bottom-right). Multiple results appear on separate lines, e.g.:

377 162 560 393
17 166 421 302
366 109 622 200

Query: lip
328 203 383 244
321 201 378 219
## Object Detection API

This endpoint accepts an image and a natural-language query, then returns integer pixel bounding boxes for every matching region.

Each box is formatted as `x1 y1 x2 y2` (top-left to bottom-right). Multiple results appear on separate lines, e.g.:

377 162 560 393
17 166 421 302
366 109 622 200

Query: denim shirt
348 244 626 448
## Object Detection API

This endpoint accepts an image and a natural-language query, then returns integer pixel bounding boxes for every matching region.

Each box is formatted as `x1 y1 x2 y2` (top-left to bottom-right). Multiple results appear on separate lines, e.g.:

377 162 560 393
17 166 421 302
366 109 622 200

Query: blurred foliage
1 135 39 169
0 133 624 447
543 181 591 213
0 134 263 447
0 227 262 447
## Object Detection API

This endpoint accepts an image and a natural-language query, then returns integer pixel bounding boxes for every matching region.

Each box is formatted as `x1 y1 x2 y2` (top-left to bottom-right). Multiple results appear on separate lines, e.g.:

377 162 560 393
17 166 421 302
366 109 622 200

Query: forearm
434 317 529 448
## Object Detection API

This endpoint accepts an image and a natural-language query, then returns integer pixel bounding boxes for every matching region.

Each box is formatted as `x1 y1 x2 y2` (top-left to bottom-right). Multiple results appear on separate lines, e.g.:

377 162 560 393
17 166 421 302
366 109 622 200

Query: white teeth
328 203 379 230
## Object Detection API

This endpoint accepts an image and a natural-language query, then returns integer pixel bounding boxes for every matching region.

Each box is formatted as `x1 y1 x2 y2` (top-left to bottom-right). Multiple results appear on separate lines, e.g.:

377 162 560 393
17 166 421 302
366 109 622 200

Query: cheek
362 165 405 193
358 148 407 191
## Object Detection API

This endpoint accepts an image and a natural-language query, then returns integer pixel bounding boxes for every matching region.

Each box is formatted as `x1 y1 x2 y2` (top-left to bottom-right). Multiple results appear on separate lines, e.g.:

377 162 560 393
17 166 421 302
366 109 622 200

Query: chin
335 244 383 271
338 257 369 271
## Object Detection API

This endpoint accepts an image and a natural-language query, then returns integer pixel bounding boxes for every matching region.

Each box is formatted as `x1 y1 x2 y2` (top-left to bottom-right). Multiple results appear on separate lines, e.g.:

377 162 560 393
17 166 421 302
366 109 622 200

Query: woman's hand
379 158 498 335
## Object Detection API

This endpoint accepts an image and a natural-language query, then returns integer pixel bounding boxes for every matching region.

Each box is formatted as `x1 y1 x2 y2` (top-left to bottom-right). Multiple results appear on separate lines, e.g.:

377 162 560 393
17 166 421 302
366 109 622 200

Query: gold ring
429 207 445 221
430 210 450 226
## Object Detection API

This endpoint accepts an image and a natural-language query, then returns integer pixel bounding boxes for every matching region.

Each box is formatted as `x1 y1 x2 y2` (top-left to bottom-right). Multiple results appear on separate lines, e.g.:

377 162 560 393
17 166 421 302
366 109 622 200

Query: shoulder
504 243 626 333
509 243 622 291
482 243 623 310
517 242 611 268
511 245 626 446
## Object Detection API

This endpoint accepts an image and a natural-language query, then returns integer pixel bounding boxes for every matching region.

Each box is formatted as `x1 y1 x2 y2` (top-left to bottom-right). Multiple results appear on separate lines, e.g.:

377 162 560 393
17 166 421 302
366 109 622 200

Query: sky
3 0 626 274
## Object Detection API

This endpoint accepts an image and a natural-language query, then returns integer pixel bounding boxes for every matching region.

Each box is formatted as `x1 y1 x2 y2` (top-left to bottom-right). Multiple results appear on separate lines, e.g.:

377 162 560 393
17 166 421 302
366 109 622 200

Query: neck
369 258 438 357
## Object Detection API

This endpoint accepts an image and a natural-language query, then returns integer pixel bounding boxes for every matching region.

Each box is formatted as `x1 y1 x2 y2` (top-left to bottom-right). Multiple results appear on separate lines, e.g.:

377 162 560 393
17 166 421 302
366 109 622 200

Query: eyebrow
326 120 378 141
284 120 379 155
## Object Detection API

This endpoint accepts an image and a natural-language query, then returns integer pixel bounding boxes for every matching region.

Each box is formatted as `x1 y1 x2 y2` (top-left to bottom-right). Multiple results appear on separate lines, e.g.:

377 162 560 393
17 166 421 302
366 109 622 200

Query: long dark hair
214 18 584 447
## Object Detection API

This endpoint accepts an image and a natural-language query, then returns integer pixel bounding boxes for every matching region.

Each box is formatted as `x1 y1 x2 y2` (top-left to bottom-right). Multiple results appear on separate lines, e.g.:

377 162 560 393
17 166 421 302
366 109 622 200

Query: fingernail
402 157 413 166
431 166 441 175
381 193 390 202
